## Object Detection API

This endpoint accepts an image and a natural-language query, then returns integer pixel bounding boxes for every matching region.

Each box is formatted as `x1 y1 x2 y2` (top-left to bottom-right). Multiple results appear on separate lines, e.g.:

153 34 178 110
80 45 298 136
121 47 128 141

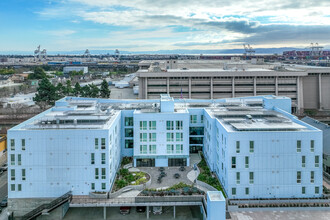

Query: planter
89 191 108 199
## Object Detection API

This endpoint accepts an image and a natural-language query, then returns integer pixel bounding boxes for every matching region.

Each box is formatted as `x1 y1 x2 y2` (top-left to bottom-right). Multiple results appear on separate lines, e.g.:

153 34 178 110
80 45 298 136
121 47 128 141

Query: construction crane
306 43 324 57
115 49 120 61
34 45 41 61
243 44 255 56
41 49 47 60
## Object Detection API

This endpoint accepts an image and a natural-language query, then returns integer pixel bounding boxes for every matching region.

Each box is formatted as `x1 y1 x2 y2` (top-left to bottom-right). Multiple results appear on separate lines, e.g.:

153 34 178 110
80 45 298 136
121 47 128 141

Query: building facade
7 95 322 207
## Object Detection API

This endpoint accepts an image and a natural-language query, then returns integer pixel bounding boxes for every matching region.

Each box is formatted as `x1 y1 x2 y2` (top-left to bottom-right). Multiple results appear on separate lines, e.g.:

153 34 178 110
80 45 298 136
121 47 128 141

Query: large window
125 117 133 126
297 140 301 152
189 127 204 135
302 156 305 168
245 156 249 168
125 140 133 149
189 137 203 144
167 133 174 142
140 121 147 130
297 171 301 183
176 133 183 141
11 169 15 181
18 154 21 166
302 186 306 194
236 172 240 184
10 154 15 166
102 183 106 190
315 155 319 167
101 153 106 165
95 168 99 179
22 169 26 180
231 157 236 168
21 139 25 151
91 153 95 164
11 184 15 191
176 121 183 130
91 183 95 190
311 171 314 183
137 158 155 167
249 141 254 153
125 128 133 137
168 158 187 166
190 115 197 123
232 188 236 196
101 168 106 179
94 138 98 150
176 144 183 154
101 138 106 149
18 184 22 191
201 115 204 123
245 187 249 195
166 121 174 130
249 172 254 184
315 187 320 194
236 141 240 153
10 139 15 151
311 140 315 152
140 145 147 154
149 133 156 142
167 144 174 154
140 133 147 142
149 121 156 130
149 145 156 154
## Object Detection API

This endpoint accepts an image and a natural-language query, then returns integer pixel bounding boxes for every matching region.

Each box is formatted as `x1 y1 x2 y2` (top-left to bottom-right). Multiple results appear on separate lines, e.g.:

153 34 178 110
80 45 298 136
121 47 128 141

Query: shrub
119 168 129 177
116 179 127 188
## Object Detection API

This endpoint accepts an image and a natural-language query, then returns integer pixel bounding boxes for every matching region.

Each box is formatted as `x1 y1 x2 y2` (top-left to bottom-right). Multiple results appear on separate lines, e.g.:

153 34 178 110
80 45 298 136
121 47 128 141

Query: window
245 156 249 168
101 153 106 165
201 115 204 123
140 145 147 154
297 140 301 152
315 155 319 167
22 169 26 180
10 154 15 166
232 188 236 196
149 145 156 154
167 144 174 154
315 186 320 194
10 139 15 151
102 183 106 190
21 139 25 150
311 140 314 152
302 186 306 194
176 133 183 141
101 168 106 179
11 169 15 181
236 141 240 153
149 121 156 130
94 138 98 150
176 144 183 154
125 139 133 149
91 183 95 190
231 157 236 168
11 184 15 191
176 121 183 130
166 121 174 130
236 172 240 184
18 154 21 165
149 133 156 142
91 153 95 164
190 115 197 123
140 133 147 142
249 172 254 184
140 121 147 130
125 128 133 137
18 184 22 191
125 117 133 126
311 171 314 183
95 168 99 179
245 187 249 195
302 156 305 168
101 138 106 149
297 171 301 183
249 141 254 153
166 133 174 142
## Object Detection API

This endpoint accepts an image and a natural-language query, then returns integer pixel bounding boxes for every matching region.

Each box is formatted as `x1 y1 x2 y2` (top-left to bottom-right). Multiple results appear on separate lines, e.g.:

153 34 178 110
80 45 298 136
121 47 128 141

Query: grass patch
197 153 226 197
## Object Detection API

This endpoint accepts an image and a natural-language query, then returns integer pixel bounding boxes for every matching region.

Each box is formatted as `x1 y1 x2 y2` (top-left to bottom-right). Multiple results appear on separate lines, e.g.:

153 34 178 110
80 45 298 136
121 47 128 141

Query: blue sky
0 0 330 53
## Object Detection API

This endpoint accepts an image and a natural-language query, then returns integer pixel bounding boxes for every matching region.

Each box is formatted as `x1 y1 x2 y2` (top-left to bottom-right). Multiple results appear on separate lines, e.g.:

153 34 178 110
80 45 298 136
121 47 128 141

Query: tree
80 85 91 97
100 79 110 98
28 67 47 79
89 84 100 98
65 80 73 96
33 78 57 108
74 82 81 97
56 83 66 98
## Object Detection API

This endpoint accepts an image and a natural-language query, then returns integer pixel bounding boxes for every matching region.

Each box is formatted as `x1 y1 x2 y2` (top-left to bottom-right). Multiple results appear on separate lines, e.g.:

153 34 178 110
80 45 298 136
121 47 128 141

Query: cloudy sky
0 0 330 52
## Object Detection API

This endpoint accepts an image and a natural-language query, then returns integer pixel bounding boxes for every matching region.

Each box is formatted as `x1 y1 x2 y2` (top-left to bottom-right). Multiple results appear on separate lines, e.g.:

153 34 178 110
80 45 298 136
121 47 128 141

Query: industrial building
63 66 88 74
7 94 322 215
137 60 330 112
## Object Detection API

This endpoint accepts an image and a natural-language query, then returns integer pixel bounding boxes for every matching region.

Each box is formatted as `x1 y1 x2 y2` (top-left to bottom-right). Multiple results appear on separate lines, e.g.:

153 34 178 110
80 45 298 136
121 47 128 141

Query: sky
0 0 330 53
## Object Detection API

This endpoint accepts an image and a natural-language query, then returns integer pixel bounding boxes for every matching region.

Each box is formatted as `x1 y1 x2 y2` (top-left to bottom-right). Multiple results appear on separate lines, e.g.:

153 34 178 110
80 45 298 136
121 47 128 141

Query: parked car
0 197 7 207
136 206 146 213
153 206 162 215
119 206 131 215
